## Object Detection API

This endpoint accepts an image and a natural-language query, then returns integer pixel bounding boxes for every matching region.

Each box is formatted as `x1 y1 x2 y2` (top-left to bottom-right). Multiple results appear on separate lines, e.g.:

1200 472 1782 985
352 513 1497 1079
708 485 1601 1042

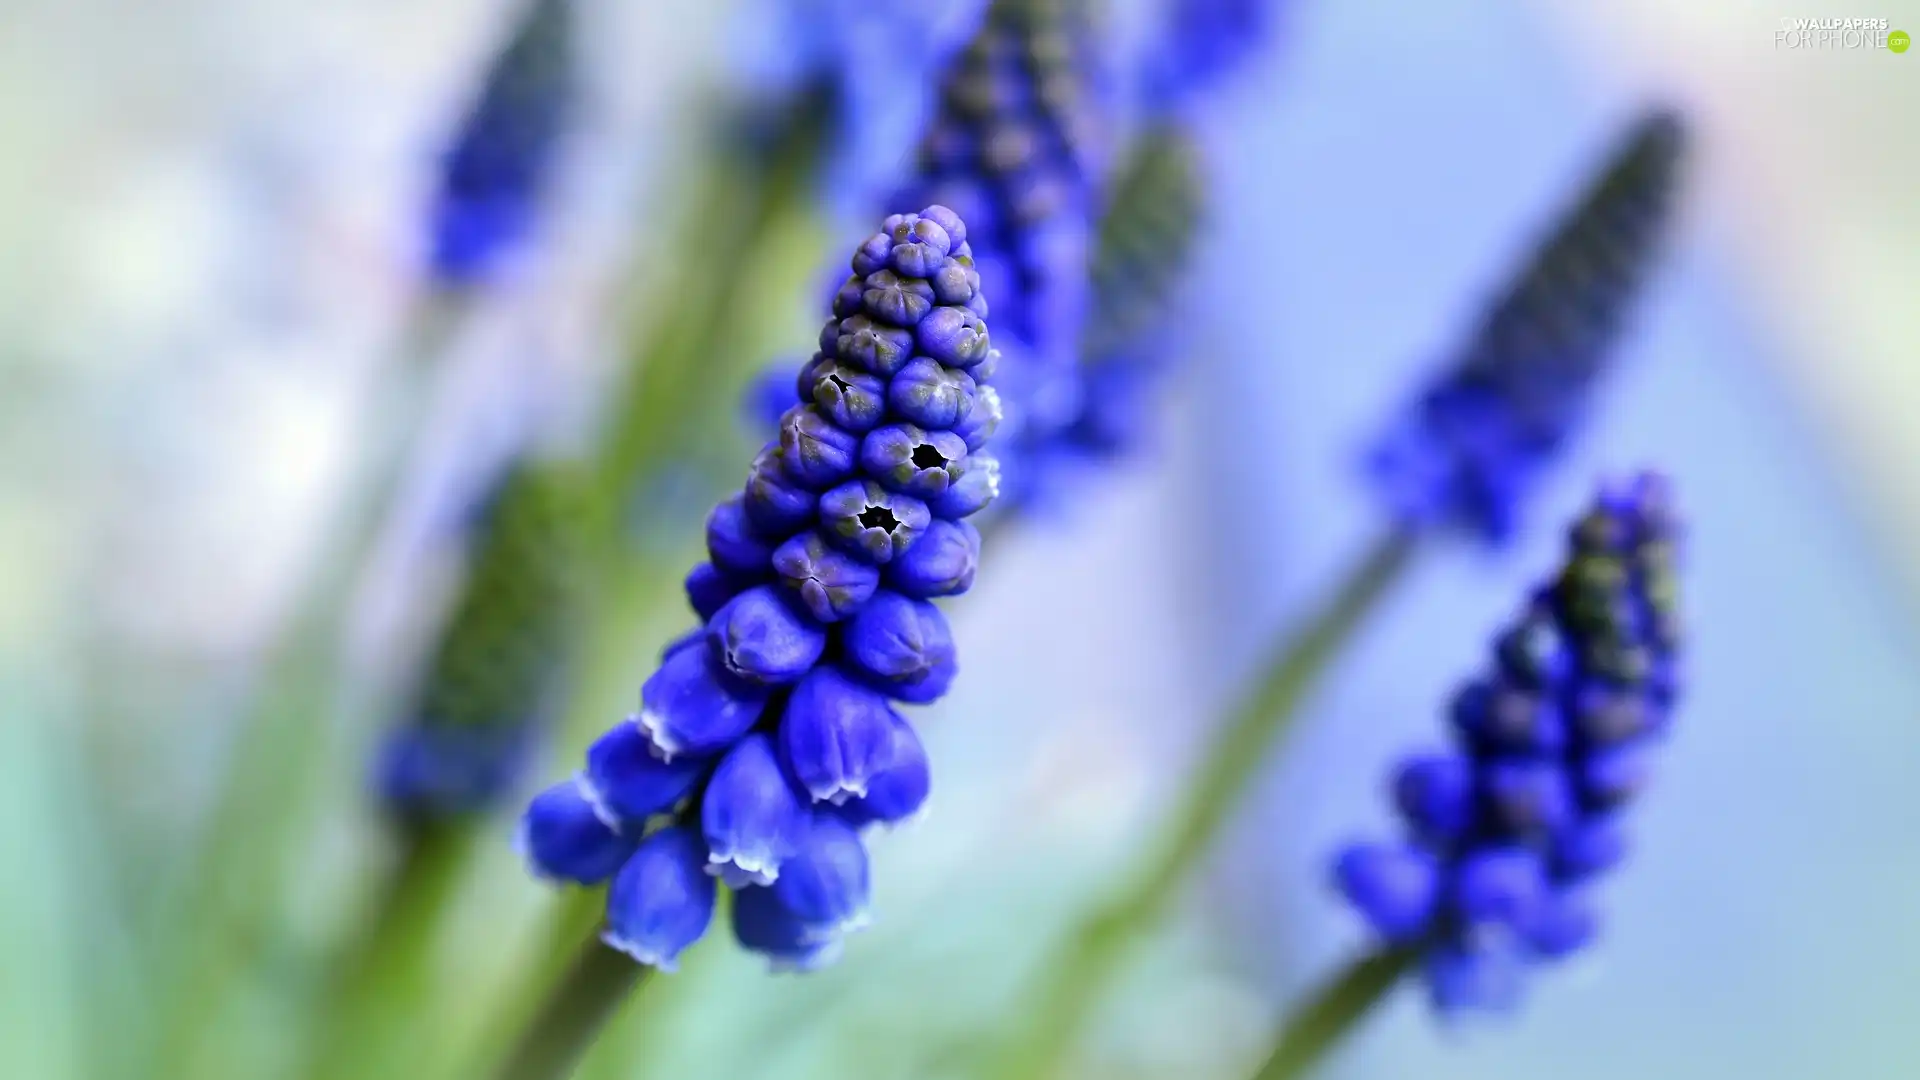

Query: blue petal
582 720 707 828
706 586 827 686
636 643 770 760
1332 843 1439 943
835 714 931 828
731 885 845 973
779 666 898 804
772 814 873 940
602 827 716 972
700 734 811 887
519 778 634 885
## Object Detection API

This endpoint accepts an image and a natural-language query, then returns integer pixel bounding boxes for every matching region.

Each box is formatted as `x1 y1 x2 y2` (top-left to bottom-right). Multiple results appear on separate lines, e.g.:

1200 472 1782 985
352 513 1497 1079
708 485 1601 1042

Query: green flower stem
488 932 651 1080
295 819 481 1080
1247 949 1414 1080
146 294 465 1080
988 528 1420 1080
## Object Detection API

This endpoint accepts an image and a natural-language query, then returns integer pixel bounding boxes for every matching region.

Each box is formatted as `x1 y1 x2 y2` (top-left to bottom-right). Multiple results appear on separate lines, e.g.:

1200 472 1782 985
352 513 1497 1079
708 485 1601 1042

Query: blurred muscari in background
3 0 1919 1079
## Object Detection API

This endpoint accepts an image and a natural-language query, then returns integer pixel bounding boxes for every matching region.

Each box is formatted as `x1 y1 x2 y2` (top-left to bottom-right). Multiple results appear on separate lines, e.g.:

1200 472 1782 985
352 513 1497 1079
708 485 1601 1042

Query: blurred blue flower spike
1336 471 1684 1014
1368 112 1688 546
428 0 576 286
1239 473 1686 1080
890 0 1106 512
503 204 1001 1080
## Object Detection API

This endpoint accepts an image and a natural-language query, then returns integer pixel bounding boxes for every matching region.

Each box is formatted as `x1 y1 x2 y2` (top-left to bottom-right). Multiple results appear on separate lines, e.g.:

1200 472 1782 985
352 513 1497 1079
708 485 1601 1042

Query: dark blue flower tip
583 720 707 828
772 813 873 940
1451 678 1568 755
888 357 979 430
883 519 980 599
771 530 882 623
602 826 717 972
842 591 955 692
780 665 898 805
706 497 775 576
859 424 970 499
636 643 770 760
519 778 634 885
732 883 846 973
1481 759 1577 837
1577 739 1655 809
806 361 890 433
834 315 916 378
776 406 861 490
700 733 810 887
927 452 1000 518
744 446 817 535
1333 843 1441 944
685 562 748 622
861 268 938 327
1552 814 1629 881
820 480 931 564
835 714 931 829
1391 754 1475 841
1524 891 1600 960
1450 848 1548 930
913 306 992 369
707 585 827 686
1426 943 1525 1016
952 384 1002 451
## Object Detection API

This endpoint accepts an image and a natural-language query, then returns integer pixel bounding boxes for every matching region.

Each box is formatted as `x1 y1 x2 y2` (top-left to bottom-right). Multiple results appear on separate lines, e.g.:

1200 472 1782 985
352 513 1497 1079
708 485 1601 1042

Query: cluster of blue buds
1369 111 1687 545
1334 472 1683 1013
520 206 999 971
895 0 1103 510
428 0 575 285
378 461 594 821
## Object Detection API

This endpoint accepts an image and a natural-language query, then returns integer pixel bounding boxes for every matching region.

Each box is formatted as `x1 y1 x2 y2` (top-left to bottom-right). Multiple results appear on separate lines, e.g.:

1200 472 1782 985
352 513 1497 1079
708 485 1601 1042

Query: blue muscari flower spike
429 0 576 285
1333 471 1684 1015
1369 111 1688 545
521 206 1002 972
377 461 594 822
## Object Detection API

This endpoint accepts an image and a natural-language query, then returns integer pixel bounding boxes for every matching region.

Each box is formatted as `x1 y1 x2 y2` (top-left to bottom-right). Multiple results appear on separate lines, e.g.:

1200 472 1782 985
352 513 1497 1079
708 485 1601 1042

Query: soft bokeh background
2 1 1916 1079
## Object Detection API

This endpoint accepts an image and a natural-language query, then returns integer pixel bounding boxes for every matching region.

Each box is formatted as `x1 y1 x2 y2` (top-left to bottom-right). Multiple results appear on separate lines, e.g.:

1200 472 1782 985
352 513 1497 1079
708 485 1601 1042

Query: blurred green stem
987 529 1419 1080
488 933 649 1080
1247 949 1413 1080
295 819 479 1080
146 292 464 1080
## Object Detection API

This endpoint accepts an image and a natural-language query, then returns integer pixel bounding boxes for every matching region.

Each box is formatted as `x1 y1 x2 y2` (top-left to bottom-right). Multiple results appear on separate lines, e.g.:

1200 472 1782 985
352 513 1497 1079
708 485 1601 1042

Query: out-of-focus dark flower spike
1369 111 1688 545
428 0 577 286
377 460 597 821
899 0 1107 508
1334 471 1684 1015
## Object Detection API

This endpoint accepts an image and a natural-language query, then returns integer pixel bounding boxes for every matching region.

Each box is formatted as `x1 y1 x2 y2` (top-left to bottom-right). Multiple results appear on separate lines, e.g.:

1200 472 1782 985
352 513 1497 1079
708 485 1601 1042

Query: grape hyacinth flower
1143 0 1285 111
428 0 576 285
377 461 592 822
1332 472 1683 1016
519 206 998 976
1369 111 1688 545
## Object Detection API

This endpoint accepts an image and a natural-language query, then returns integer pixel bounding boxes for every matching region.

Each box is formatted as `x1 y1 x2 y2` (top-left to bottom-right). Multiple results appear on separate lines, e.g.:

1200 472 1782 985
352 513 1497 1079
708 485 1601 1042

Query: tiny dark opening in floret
910 444 948 470
827 374 851 393
858 505 901 533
